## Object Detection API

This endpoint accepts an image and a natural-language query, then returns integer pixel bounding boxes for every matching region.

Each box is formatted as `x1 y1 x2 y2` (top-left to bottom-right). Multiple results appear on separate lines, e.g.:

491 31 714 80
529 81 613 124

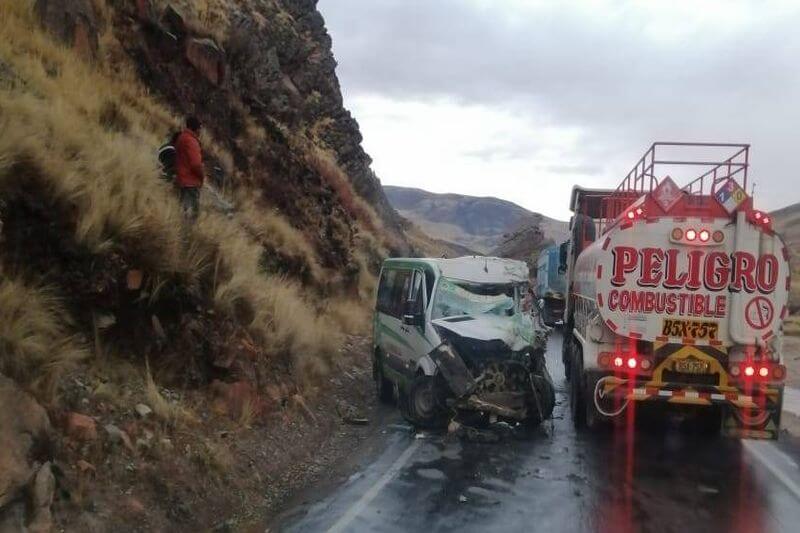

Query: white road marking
743 441 800 501
326 439 421 533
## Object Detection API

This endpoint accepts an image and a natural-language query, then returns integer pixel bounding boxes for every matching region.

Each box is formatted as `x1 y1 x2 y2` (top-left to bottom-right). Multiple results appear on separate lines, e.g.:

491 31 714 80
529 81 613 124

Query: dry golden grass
193 212 343 378
324 299 371 336
235 194 326 284
0 1 385 396
0 275 88 398
305 146 382 232
144 361 196 425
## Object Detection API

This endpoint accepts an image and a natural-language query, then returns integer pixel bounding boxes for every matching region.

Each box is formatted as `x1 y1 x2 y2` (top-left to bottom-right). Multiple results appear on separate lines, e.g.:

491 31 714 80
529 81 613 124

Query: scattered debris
65 412 97 442
697 484 719 495
336 401 369 425
134 403 153 419
104 424 134 452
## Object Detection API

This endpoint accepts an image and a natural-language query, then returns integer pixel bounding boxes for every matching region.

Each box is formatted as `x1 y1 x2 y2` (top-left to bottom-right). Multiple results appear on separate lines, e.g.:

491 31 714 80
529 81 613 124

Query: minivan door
380 268 414 380
400 269 433 369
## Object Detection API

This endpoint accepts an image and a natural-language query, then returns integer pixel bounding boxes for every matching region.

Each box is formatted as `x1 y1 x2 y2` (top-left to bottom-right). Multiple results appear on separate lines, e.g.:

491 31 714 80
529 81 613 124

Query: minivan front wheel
403 375 447 429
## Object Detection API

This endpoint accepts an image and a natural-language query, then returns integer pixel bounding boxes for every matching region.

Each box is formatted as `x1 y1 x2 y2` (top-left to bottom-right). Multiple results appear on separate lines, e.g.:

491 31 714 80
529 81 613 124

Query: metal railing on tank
600 142 750 233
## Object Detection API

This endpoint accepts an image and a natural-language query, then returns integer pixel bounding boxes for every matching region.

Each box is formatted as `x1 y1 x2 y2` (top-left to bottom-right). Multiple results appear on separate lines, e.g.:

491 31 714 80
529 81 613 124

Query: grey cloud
319 0 800 211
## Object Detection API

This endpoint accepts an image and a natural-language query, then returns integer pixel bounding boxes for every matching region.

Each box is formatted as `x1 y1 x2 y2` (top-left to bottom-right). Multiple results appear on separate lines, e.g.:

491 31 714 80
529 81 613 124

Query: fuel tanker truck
562 143 790 438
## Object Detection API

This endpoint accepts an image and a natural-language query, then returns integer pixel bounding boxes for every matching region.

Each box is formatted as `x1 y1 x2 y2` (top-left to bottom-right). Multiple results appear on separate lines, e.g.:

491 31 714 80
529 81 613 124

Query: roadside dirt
51 335 384 532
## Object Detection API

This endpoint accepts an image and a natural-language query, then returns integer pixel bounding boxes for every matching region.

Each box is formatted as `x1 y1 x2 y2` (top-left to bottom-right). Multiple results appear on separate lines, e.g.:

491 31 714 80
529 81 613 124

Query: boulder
34 0 99 59
185 38 226 86
134 403 152 419
104 424 134 452
161 4 188 37
65 412 97 442
26 463 55 533
0 375 53 530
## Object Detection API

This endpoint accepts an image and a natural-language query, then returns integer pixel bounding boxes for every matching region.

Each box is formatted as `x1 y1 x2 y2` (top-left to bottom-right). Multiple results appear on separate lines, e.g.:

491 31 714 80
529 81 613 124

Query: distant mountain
384 186 568 257
773 202 800 310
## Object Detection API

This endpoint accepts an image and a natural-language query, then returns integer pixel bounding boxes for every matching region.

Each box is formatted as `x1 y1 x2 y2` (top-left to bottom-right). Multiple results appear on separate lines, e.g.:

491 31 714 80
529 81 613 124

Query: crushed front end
430 320 555 429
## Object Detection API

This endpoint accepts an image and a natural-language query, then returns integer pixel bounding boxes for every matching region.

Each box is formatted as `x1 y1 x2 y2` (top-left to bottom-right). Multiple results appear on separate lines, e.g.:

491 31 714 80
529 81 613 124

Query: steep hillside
384 185 568 257
773 202 800 310
0 1 419 530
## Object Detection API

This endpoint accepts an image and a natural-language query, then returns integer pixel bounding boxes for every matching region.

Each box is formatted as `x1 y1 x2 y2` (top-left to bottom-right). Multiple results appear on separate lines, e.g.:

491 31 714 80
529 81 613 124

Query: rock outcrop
34 0 99 59
0 374 54 532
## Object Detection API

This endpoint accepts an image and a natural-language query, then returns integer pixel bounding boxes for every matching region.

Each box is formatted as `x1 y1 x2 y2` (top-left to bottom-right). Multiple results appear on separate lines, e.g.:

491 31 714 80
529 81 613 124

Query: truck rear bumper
596 375 783 438
599 376 782 408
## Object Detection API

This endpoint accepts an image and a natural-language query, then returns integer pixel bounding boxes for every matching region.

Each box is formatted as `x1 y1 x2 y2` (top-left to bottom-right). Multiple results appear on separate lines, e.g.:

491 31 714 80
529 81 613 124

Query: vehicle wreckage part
428 342 476 398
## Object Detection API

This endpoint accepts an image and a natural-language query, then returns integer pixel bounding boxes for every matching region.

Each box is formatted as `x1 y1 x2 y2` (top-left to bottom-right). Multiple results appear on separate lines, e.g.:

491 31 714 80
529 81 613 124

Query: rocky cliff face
0 1 415 529
120 0 406 265
32 0 405 267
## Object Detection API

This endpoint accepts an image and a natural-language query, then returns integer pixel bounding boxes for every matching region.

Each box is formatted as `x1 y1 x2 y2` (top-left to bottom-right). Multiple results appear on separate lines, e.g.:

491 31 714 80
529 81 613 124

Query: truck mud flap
722 391 783 440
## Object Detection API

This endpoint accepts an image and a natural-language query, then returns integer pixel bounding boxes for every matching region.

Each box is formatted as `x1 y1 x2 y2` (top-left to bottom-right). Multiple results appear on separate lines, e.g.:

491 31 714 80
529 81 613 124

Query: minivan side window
377 269 396 314
410 270 425 314
389 270 413 318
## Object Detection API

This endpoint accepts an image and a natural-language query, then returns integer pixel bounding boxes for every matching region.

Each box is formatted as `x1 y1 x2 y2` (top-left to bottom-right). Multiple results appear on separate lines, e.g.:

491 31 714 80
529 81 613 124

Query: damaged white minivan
372 256 555 430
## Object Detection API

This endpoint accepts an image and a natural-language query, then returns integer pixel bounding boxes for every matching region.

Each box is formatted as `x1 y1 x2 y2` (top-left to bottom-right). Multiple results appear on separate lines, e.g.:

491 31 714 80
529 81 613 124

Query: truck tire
373 351 394 404
570 355 586 428
570 346 608 431
402 375 448 429
562 331 572 382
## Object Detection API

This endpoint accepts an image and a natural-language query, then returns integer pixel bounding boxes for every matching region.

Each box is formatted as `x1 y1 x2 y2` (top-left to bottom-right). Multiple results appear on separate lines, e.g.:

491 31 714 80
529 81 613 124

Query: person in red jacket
174 116 204 220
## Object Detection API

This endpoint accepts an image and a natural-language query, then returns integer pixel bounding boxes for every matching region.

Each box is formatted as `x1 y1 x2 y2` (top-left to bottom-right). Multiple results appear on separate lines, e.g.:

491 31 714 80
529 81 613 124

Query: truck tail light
625 207 645 221
747 210 773 231
599 352 652 373
672 226 720 245
730 362 785 382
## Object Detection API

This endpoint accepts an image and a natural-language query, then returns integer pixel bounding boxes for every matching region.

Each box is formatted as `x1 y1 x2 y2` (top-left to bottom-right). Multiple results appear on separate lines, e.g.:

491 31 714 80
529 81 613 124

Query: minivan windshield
431 278 516 319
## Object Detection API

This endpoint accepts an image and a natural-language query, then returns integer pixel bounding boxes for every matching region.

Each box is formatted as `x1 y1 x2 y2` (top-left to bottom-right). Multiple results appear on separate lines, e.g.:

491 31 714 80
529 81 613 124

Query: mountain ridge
384 185 568 256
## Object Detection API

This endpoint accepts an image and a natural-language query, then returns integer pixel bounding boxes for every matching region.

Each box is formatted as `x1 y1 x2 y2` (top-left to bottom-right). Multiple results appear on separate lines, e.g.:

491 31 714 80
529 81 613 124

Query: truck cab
536 245 567 326
562 143 790 438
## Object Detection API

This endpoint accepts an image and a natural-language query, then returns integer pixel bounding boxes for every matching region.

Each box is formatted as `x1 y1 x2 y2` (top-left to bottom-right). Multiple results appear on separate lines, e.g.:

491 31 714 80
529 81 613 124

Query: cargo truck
536 244 567 326
562 143 790 438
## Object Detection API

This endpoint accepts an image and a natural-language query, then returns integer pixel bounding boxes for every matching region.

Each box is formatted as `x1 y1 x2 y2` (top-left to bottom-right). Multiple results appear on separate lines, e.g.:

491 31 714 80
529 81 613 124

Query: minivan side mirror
402 299 424 327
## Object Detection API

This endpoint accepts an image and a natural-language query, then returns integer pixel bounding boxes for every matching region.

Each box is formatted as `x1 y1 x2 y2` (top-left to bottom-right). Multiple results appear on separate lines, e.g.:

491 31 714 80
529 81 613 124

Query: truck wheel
562 334 572 382
570 357 586 428
403 375 447 429
373 352 394 404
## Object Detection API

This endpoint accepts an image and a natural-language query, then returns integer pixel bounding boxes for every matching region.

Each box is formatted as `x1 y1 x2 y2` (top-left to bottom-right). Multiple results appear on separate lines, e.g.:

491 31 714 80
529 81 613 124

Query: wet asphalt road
276 332 800 533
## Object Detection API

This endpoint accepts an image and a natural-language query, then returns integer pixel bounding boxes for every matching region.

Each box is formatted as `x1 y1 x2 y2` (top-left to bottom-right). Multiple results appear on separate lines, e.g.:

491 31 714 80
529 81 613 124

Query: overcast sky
318 0 800 221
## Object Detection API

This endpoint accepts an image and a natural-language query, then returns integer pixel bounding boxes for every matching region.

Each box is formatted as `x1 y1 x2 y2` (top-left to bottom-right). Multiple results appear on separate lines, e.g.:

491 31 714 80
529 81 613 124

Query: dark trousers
180 187 200 221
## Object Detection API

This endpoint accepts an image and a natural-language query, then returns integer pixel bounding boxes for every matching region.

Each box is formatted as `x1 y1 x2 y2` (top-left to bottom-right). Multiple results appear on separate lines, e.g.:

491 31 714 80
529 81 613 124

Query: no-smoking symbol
745 297 774 330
